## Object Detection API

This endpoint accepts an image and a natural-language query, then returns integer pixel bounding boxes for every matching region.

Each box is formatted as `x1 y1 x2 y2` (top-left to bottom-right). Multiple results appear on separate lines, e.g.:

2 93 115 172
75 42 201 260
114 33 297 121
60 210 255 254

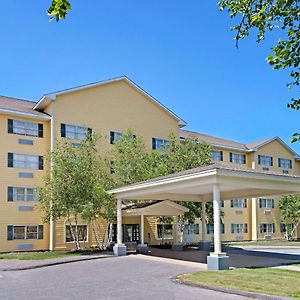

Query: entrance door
124 224 140 243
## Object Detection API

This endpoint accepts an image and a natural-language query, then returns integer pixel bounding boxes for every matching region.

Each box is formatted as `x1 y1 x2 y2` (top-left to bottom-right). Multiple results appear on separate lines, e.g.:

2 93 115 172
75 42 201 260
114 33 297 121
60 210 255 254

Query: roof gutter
0 108 51 120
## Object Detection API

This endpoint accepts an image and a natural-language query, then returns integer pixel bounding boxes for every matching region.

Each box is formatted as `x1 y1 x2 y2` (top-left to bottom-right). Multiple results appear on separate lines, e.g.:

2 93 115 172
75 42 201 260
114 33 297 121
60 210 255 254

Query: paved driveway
0 255 249 300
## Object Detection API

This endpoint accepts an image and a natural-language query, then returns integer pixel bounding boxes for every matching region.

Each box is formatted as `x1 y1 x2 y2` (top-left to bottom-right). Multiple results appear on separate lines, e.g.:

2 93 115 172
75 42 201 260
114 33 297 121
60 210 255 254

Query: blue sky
1 1 299 152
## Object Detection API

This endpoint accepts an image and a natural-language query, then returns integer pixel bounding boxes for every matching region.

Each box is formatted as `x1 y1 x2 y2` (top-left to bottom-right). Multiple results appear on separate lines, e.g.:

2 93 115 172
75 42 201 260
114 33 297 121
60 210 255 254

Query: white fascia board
211 143 252 152
0 108 51 120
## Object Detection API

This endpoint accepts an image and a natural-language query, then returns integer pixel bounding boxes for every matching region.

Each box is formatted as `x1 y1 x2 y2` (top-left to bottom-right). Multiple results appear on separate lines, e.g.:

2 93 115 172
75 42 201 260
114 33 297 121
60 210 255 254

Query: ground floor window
280 223 294 233
7 225 43 240
184 224 200 235
231 223 248 234
157 224 173 239
206 224 225 234
260 223 275 233
65 225 88 242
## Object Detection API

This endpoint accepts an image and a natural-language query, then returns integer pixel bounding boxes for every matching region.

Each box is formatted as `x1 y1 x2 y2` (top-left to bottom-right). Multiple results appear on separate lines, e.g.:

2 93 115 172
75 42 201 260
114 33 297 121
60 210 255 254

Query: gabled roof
181 130 300 159
0 95 50 120
33 76 186 127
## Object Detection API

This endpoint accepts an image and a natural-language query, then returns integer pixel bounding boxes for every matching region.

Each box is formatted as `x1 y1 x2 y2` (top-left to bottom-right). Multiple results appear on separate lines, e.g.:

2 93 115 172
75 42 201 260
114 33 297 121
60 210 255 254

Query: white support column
213 185 221 254
201 201 206 241
207 185 229 270
113 198 127 256
251 198 258 241
140 214 144 245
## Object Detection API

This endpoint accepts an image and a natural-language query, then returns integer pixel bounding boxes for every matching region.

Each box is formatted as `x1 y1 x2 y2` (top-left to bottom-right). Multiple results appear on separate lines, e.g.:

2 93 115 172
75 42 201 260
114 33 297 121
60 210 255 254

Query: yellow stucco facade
1 76 299 252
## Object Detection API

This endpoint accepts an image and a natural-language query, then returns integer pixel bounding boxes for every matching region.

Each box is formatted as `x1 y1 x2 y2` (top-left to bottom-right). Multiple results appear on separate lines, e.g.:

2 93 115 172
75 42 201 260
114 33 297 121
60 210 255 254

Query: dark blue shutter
110 131 115 144
38 124 43 138
259 199 262 208
230 200 233 208
152 138 157 150
8 153 14 168
260 224 263 233
272 199 275 208
244 199 247 208
243 155 246 164
8 119 14 134
258 155 261 165
270 157 273 166
290 160 292 169
7 187 14 202
229 153 233 162
38 156 44 170
61 124 66 138
7 225 13 240
38 225 44 239
88 128 92 135
278 158 281 168
220 151 223 161
273 224 275 233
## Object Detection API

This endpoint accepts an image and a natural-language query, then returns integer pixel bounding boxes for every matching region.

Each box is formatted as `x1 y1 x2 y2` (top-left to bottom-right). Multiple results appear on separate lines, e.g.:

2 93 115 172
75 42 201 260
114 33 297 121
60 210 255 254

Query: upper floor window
229 153 246 164
7 225 43 240
258 155 273 166
61 123 91 140
231 223 248 234
260 223 275 233
230 199 247 208
278 158 292 169
8 153 43 170
183 224 200 235
259 198 275 209
211 150 223 161
8 119 43 138
110 131 122 144
8 187 38 202
152 138 169 151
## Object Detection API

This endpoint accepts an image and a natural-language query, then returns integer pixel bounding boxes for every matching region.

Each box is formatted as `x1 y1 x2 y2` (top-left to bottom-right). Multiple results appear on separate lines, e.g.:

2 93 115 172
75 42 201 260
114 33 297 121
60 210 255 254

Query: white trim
64 223 89 243
34 76 186 127
0 108 50 120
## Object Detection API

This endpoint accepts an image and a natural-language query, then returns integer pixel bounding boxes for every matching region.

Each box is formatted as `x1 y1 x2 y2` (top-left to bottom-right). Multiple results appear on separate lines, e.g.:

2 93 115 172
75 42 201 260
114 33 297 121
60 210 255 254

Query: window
258 155 273 166
65 225 88 242
259 198 275 209
206 224 225 234
211 150 223 161
8 153 43 170
110 131 122 144
157 224 173 239
8 119 43 137
278 158 292 169
183 224 200 235
7 187 38 202
231 224 248 234
152 138 169 150
61 124 91 140
220 200 224 208
230 153 246 164
280 223 294 233
230 199 247 208
7 225 43 240
260 223 275 233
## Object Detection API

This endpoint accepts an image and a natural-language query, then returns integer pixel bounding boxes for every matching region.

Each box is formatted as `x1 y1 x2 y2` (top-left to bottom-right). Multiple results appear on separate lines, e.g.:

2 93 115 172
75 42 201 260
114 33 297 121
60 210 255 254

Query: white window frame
211 150 223 161
260 223 275 233
259 198 275 209
231 223 248 234
65 225 88 243
12 225 40 240
65 124 88 140
153 138 169 151
279 158 292 169
231 199 247 208
12 119 39 137
13 153 39 169
12 187 38 202
230 153 246 164
258 155 273 166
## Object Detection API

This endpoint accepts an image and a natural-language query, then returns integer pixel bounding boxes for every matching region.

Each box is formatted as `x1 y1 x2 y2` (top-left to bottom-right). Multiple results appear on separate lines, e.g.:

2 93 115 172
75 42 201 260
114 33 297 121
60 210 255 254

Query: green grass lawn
0 251 82 260
178 268 300 298
225 240 300 247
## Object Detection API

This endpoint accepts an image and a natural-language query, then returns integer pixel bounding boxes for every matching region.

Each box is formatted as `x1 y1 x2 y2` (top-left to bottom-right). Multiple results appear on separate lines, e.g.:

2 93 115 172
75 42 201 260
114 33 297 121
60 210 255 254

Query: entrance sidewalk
0 253 113 271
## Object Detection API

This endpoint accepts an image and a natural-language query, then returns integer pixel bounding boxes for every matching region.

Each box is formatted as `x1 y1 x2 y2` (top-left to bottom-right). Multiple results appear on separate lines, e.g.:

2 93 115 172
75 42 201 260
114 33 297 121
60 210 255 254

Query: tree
48 0 72 21
279 194 300 240
218 0 300 142
39 134 114 250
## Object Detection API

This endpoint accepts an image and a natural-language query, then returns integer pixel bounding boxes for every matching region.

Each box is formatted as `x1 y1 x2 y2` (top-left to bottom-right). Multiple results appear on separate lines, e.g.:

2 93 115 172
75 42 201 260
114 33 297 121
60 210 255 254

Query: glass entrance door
124 224 140 243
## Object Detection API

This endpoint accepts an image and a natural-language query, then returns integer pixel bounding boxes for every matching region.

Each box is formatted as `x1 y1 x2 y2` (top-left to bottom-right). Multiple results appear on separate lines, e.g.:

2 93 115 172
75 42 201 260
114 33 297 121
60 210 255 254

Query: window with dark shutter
7 187 14 202
7 225 13 240
110 131 115 144
38 124 43 138
229 153 233 162
8 153 14 168
61 123 66 138
38 156 44 170
152 138 157 150
258 155 261 165
8 119 13 134
38 225 44 239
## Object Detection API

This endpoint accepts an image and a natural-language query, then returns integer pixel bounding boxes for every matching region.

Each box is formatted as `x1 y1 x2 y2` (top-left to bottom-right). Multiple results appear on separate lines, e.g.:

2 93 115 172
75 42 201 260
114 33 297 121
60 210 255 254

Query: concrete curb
0 254 114 272
173 276 291 300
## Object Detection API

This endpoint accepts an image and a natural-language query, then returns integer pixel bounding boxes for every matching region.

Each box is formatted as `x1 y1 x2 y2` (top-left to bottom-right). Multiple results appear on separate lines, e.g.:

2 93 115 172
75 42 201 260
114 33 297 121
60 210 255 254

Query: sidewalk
0 253 113 271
